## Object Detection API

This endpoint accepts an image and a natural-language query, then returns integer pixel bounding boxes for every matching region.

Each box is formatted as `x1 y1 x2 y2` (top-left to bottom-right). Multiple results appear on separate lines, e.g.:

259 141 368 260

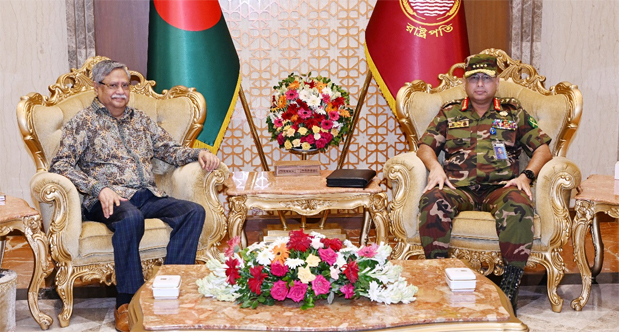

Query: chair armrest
30 171 83 263
383 152 428 242
534 157 581 248
156 162 230 261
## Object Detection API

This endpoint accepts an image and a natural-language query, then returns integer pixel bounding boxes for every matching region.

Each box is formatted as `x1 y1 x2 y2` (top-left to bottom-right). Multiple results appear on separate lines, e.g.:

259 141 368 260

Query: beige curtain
510 0 543 69
65 0 95 69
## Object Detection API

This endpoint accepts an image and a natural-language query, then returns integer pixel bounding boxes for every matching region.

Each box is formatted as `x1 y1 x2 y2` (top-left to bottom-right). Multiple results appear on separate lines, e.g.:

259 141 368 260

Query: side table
0 195 53 329
224 170 390 248
571 174 619 310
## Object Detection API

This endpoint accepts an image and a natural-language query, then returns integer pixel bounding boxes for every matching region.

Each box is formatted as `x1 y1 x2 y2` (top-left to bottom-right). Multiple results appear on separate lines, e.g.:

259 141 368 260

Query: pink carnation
357 243 379 258
287 281 308 303
340 284 354 299
270 280 289 301
318 248 337 266
312 275 331 296
224 236 240 258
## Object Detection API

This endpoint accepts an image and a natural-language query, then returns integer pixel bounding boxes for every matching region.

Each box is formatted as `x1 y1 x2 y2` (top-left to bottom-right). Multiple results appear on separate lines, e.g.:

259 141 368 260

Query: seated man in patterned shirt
416 54 553 314
50 60 220 332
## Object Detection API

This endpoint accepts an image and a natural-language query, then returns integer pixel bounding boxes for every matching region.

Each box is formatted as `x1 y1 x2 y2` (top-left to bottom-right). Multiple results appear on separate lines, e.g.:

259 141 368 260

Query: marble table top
0 195 38 224
224 170 384 196
132 259 519 331
575 174 619 205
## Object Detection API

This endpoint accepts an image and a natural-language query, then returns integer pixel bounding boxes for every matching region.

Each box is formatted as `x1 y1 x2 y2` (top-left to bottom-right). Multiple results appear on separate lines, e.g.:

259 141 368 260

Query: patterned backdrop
218 0 408 174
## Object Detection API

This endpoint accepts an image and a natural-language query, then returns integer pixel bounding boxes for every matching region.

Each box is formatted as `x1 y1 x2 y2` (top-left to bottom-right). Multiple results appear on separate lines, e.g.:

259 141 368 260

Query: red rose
270 280 289 301
287 229 311 252
321 238 343 251
248 265 268 295
287 281 308 302
271 261 289 277
343 260 359 283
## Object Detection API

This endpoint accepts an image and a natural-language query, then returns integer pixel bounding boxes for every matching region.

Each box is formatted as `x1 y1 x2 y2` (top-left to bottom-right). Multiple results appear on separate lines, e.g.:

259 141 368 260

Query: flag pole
238 86 270 171
337 71 373 169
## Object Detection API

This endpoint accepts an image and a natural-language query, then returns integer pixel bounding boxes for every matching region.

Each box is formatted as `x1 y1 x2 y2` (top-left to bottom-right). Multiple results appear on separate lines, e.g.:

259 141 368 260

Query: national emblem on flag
365 0 470 113
148 0 241 152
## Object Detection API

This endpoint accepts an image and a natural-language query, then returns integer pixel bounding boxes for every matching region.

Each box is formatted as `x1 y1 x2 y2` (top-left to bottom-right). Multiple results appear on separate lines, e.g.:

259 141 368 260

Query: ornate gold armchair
16 56 230 327
384 49 582 312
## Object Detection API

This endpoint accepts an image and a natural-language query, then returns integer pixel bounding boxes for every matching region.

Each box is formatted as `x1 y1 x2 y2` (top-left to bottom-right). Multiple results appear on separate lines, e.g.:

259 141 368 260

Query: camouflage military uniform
418 97 551 269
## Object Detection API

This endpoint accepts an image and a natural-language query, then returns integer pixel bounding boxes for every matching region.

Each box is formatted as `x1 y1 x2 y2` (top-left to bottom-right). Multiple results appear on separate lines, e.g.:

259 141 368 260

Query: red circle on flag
153 0 221 31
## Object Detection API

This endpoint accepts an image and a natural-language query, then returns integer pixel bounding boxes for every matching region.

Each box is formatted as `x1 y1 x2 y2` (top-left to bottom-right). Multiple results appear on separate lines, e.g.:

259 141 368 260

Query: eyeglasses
98 81 131 90
466 74 495 84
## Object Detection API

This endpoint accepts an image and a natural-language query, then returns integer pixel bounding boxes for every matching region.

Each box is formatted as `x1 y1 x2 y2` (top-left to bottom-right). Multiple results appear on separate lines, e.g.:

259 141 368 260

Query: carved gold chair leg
532 252 565 313
55 271 78 328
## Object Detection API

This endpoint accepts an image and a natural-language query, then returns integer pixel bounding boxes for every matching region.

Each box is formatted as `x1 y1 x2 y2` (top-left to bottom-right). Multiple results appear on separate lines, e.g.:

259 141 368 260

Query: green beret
464 54 498 78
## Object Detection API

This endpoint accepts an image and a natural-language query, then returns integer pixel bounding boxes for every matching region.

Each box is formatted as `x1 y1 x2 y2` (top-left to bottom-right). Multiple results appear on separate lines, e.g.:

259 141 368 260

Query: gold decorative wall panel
218 0 408 184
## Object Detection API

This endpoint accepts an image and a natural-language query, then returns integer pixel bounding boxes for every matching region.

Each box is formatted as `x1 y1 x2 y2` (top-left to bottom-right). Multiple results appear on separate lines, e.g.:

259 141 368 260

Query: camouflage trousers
418 184 534 269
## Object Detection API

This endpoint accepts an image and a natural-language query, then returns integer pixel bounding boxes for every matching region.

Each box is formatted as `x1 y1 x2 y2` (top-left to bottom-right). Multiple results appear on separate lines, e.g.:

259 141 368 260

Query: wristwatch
521 170 535 184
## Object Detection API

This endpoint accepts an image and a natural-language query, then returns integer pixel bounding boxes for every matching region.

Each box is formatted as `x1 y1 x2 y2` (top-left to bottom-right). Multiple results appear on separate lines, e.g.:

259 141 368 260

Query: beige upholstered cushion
76 219 171 265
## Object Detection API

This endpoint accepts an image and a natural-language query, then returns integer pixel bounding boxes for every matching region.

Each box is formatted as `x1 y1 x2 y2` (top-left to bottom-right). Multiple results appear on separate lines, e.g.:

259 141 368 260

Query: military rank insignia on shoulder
441 99 463 110
499 97 522 109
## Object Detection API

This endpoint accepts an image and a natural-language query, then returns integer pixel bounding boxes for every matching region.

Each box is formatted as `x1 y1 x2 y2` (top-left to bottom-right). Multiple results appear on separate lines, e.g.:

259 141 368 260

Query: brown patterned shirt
50 98 202 210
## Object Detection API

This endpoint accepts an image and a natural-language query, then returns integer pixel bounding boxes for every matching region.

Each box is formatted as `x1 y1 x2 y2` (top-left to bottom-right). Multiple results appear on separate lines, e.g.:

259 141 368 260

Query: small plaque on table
274 160 321 177
445 267 476 292
152 275 181 300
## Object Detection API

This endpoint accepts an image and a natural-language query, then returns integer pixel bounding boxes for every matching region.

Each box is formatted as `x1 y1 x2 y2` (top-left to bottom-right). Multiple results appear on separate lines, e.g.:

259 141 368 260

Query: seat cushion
451 211 541 241
76 218 172 264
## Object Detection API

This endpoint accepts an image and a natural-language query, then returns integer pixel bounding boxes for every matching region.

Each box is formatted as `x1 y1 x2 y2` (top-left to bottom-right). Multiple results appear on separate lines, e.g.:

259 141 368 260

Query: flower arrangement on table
196 230 418 310
266 73 355 152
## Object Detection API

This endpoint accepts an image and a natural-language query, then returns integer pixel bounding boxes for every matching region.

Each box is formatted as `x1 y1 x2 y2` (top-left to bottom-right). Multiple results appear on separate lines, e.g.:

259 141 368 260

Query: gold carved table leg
228 195 249 248
570 200 619 311
23 214 54 330
366 193 389 246
590 215 604 277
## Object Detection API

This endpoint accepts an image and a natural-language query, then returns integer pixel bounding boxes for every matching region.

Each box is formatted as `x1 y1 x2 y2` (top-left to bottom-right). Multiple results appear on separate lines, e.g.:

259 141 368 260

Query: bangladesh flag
148 0 240 152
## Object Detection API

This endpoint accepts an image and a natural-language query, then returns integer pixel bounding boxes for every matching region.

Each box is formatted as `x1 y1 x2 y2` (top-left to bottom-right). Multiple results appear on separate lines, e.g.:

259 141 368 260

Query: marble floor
4 216 619 331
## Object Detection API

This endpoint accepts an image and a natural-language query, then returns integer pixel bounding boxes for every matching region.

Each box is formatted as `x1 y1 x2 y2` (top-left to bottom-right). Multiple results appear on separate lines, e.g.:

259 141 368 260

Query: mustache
112 94 127 100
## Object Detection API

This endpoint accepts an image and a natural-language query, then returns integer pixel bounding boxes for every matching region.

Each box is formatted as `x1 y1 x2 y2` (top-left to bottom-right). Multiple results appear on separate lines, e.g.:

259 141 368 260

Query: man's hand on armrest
198 150 220 172
417 144 455 193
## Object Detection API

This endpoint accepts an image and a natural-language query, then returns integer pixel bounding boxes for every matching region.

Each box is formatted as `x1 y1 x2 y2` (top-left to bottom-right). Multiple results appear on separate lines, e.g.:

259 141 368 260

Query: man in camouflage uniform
417 54 553 313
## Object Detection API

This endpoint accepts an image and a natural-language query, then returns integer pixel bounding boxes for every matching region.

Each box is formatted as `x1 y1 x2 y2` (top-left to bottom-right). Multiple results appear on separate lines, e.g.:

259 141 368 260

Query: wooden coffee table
0 195 53 329
571 174 619 310
128 259 527 331
224 170 390 247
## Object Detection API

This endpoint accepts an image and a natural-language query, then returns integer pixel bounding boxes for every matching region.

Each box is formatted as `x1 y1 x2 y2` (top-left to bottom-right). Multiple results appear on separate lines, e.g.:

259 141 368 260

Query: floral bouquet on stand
196 230 418 310
266 73 355 152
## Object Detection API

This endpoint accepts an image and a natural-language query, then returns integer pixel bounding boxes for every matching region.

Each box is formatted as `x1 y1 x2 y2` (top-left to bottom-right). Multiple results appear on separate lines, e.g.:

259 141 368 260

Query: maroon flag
365 0 470 113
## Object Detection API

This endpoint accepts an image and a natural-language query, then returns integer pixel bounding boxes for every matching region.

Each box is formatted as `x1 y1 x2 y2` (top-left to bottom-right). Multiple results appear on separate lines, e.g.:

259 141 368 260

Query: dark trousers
418 185 534 269
85 189 205 295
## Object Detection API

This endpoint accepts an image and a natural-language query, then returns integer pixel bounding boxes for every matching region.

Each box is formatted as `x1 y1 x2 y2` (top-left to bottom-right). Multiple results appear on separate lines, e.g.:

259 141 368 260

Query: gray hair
91 60 130 83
